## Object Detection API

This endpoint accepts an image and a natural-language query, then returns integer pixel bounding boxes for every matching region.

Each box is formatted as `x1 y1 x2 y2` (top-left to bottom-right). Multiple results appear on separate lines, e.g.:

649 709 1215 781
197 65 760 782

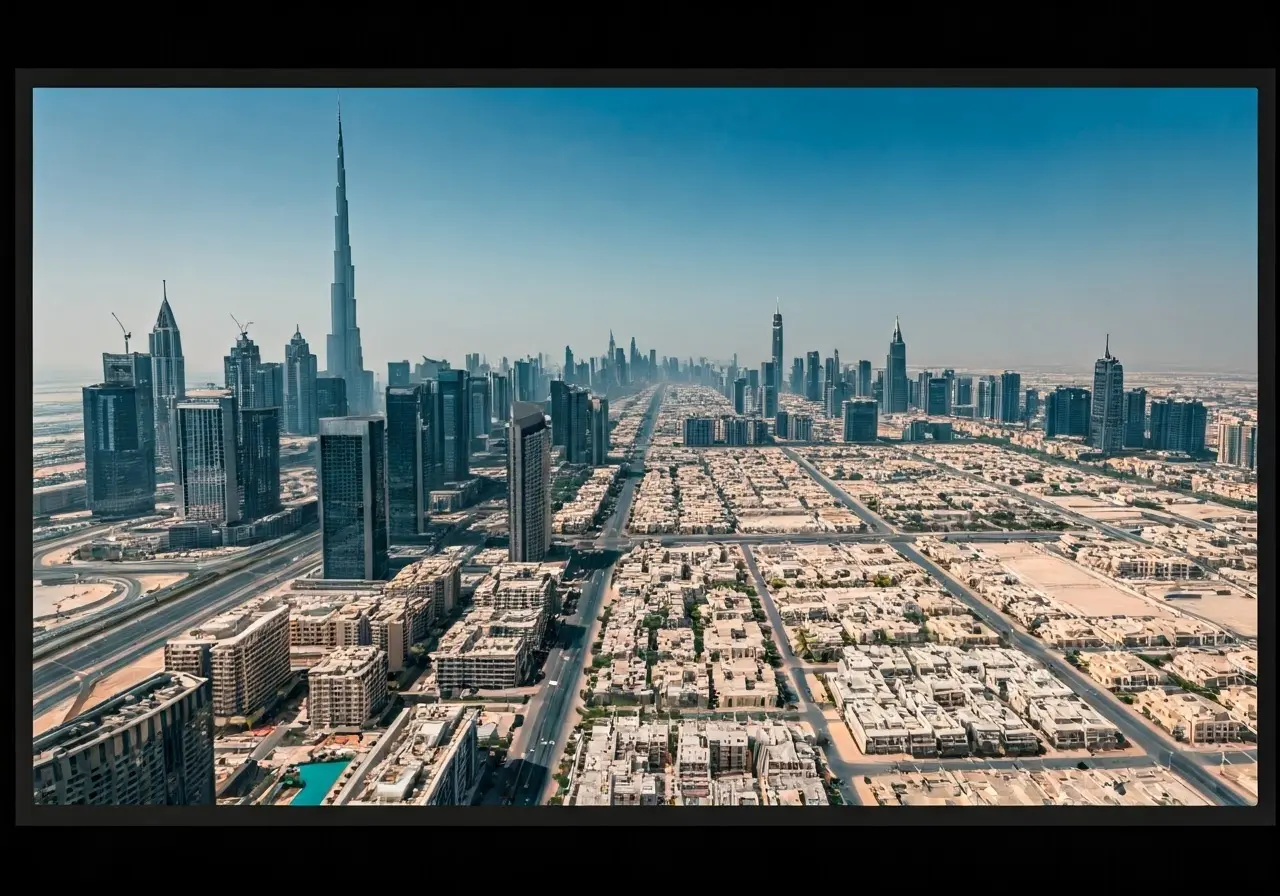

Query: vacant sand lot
136 574 183 594
33 581 116 618
1140 586 1257 638
738 513 817 533
1042 495 1146 523
1163 501 1254 524
979 543 1167 618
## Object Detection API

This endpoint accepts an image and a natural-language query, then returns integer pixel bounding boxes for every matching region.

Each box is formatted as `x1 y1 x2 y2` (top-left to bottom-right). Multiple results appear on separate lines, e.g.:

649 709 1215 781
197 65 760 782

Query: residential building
308 646 389 728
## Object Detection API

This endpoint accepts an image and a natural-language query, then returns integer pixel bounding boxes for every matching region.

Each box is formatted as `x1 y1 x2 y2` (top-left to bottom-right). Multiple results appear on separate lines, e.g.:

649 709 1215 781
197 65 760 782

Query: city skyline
34 87 1258 378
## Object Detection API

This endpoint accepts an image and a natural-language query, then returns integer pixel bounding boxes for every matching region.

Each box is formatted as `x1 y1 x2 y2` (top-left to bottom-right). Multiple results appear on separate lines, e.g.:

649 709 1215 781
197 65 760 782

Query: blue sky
33 87 1258 379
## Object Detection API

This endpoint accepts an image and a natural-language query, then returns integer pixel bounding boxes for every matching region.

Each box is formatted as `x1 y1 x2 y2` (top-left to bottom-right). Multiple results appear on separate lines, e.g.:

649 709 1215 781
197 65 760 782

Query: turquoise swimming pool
291 760 350 806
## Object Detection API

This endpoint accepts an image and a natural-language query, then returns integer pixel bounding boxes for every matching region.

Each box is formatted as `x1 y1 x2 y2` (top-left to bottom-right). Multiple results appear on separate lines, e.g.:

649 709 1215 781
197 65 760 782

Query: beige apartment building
288 597 375 650
386 557 461 640
472 562 561 615
431 625 531 691
307 646 389 728
370 599 411 674
164 598 291 719
1132 689 1243 745
1085 652 1165 692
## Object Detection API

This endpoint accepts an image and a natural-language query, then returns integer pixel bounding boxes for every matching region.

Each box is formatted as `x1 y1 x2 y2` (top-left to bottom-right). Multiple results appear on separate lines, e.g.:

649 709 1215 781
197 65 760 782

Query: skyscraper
82 383 156 518
563 346 575 384
283 326 319 435
565 387 591 463
489 372 510 426
771 300 784 396
318 416 389 581
316 375 348 420
857 360 872 398
805 351 821 402
149 282 185 469
432 370 471 484
790 358 804 394
173 394 240 525
884 317 908 414
998 371 1022 424
386 385 428 539
508 402 552 563
102 351 156 479
1123 388 1147 449
239 407 281 521
224 330 262 413
1090 336 1125 455
387 361 411 388
588 396 610 465
1217 421 1257 470
1044 387 1092 439
550 379 570 448
842 399 878 443
325 103 372 415
926 378 949 416
1149 399 1207 454
469 377 491 446
255 362 284 410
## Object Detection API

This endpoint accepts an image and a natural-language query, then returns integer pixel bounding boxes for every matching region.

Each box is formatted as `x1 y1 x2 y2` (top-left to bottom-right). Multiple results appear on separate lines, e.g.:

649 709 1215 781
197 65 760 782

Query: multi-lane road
33 535 321 718
509 388 664 805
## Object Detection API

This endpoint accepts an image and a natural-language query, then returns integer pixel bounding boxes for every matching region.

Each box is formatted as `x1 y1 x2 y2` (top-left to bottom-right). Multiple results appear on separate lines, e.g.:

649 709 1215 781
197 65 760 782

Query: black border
16 69 1274 827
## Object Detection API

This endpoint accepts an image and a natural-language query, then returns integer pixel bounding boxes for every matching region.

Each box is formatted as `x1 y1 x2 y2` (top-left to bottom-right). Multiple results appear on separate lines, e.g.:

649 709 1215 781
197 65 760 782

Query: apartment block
33 672 214 806
307 646 390 728
431 622 532 691
341 704 480 806
385 557 461 639
164 598 291 719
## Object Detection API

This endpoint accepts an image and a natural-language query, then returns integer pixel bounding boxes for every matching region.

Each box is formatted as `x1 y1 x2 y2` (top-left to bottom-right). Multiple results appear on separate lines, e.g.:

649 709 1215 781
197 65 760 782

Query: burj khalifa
326 101 373 415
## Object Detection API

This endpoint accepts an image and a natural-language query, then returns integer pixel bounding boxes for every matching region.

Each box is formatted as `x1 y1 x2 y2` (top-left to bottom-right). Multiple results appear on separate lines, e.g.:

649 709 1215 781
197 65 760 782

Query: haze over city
33 87 1258 379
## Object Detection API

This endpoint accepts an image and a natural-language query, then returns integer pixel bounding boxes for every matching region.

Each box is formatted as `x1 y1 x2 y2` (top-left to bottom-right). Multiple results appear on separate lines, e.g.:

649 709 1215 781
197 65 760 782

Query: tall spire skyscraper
1090 334 1125 455
149 280 186 469
884 316 908 414
326 99 372 415
771 299 784 395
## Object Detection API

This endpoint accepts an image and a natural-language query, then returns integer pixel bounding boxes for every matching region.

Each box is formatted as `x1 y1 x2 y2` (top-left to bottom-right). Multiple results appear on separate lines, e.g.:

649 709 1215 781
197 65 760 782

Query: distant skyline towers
101 351 156 474
804 351 821 402
283 326 319 435
507 401 552 563
1090 336 1125 455
1217 421 1257 470
790 357 804 394
386 385 429 538
325 102 372 416
82 381 156 518
884 317 908 414
149 281 185 469
173 393 240 525
771 300 784 396
318 416 389 581
857 360 872 398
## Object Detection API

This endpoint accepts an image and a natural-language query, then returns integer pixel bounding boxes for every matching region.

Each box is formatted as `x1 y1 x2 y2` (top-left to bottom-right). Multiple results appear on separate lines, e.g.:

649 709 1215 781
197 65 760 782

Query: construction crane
110 313 131 353
230 314 254 338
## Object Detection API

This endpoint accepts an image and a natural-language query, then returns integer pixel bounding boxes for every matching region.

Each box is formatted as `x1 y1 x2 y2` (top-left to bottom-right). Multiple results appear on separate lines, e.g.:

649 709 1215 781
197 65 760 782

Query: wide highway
511 388 663 805
33 535 321 718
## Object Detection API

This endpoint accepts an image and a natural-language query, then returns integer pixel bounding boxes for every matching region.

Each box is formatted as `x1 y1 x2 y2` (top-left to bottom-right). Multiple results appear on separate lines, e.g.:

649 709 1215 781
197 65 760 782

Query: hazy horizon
33 87 1259 378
